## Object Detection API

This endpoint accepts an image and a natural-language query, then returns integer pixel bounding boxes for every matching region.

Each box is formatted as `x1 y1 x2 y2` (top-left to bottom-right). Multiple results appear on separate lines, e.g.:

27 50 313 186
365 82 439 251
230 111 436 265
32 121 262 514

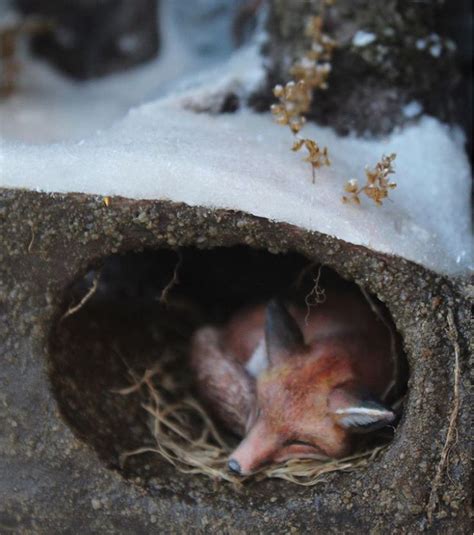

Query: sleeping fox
190 287 396 476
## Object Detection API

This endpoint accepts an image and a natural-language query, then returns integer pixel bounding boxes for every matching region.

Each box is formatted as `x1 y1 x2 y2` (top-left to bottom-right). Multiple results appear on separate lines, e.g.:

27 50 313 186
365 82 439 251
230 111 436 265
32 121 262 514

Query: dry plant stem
27 224 35 253
110 361 162 395
270 8 334 182
426 309 461 524
60 270 101 321
159 251 183 304
304 264 326 325
343 153 397 206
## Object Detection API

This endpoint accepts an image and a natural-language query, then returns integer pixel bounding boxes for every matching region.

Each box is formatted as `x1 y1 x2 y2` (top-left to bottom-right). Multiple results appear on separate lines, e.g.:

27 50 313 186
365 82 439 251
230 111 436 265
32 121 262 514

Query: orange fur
190 287 394 475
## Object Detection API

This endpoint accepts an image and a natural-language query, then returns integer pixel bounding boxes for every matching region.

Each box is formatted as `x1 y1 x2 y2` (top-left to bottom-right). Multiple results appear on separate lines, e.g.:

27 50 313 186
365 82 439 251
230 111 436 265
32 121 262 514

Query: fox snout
228 394 395 476
228 419 279 475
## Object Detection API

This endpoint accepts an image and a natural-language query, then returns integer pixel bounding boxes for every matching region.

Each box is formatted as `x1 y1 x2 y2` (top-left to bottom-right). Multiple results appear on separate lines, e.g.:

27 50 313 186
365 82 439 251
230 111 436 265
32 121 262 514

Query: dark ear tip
228 459 242 475
265 298 304 365
266 298 284 313
266 299 292 323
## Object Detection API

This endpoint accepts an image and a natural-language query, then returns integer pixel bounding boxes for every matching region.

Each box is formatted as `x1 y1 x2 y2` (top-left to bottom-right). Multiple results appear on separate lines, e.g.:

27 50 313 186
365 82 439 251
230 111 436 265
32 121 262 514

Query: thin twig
426 309 461 525
60 271 101 321
304 264 326 325
111 362 162 395
27 225 35 253
159 252 183 304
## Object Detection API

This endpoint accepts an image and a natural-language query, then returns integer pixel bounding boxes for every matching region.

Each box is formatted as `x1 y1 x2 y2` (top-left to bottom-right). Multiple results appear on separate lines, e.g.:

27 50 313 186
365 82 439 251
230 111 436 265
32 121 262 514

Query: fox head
228 300 395 476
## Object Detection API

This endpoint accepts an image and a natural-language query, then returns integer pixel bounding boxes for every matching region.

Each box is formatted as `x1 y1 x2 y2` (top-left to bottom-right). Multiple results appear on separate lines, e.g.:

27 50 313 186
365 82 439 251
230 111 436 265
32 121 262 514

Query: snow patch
352 31 376 47
402 101 423 119
429 43 442 58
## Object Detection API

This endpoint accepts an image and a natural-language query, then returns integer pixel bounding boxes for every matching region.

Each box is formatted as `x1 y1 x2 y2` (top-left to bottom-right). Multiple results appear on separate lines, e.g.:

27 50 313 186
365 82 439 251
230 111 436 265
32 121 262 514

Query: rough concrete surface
0 188 471 533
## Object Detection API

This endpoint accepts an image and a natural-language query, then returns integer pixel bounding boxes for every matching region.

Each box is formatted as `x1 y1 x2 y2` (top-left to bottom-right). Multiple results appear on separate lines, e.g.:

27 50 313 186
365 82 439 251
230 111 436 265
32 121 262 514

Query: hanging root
426 309 461 525
60 270 101 321
114 363 392 486
159 251 183 304
304 264 326 325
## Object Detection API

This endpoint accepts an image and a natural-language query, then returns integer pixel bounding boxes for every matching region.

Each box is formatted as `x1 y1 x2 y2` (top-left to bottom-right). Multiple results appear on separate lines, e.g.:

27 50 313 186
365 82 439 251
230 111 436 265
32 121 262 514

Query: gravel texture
0 188 470 533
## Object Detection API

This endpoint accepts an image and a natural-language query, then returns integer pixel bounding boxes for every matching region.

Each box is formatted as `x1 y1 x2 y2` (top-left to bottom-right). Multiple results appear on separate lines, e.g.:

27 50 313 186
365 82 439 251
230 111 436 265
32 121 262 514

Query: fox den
50 245 408 487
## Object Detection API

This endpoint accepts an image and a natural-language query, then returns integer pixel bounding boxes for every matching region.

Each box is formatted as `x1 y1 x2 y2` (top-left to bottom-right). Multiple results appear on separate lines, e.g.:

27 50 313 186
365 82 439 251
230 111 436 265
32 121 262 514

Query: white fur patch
245 339 268 378
335 407 394 428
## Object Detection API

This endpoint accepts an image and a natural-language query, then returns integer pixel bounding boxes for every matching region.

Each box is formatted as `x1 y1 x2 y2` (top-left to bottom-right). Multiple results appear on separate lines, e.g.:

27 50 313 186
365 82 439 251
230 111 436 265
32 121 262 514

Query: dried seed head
342 154 398 206
270 7 336 182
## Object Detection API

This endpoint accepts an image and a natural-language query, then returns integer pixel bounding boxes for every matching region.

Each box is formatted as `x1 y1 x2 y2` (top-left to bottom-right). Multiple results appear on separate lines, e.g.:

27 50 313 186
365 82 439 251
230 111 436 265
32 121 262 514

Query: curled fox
190 286 397 476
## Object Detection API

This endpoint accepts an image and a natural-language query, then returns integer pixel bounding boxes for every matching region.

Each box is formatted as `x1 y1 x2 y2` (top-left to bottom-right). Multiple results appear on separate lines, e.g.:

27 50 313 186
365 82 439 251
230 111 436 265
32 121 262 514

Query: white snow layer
352 30 377 47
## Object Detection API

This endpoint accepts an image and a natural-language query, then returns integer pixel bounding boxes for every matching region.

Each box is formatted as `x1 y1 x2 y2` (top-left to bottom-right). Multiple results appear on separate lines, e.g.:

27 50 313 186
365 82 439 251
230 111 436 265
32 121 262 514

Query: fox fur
190 286 396 475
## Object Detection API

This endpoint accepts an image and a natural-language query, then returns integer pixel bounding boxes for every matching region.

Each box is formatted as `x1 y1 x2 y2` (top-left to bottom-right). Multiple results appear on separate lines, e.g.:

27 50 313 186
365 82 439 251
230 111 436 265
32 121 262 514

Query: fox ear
265 299 304 366
329 388 395 433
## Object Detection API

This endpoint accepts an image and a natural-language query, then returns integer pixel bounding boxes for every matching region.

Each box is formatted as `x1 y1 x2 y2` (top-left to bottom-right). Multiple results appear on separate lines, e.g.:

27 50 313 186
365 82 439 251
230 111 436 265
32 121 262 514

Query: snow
0 1 472 277
415 34 446 58
429 44 442 58
352 31 376 47
402 101 423 119
415 39 427 51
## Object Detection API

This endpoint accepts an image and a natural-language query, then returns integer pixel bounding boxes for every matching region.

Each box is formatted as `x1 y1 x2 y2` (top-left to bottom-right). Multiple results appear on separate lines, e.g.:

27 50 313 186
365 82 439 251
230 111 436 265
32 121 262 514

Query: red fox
190 287 396 476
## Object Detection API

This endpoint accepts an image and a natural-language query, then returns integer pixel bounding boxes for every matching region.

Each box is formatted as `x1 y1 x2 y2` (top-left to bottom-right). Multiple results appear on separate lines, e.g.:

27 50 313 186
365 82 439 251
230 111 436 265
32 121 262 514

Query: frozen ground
0 1 472 277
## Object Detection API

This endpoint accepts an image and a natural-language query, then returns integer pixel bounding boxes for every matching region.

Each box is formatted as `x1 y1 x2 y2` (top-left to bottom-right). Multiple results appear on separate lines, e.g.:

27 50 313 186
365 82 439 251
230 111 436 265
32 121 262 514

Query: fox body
190 287 395 476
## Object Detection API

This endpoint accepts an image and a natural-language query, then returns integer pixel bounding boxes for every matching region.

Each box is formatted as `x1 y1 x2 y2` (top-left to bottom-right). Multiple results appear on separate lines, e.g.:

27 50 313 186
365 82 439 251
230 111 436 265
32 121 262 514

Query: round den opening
49 246 408 488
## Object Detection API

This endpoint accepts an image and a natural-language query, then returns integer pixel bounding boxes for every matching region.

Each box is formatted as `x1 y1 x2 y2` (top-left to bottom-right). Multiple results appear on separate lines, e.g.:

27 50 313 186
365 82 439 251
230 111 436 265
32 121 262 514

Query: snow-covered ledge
1 92 471 276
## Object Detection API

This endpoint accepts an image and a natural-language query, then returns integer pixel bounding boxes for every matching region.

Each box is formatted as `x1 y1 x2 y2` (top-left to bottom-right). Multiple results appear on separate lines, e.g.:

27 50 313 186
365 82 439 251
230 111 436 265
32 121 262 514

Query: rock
253 0 465 139
15 0 160 79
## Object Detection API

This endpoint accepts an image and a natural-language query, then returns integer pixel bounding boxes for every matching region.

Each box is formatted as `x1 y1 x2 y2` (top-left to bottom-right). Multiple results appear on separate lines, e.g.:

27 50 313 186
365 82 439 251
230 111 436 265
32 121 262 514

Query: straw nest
115 359 394 487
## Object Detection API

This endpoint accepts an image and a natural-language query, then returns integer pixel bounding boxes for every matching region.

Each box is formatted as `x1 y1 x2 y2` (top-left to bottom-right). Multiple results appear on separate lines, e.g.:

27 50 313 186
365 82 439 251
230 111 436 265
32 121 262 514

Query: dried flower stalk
290 14 336 92
270 8 336 183
292 137 330 182
342 153 398 206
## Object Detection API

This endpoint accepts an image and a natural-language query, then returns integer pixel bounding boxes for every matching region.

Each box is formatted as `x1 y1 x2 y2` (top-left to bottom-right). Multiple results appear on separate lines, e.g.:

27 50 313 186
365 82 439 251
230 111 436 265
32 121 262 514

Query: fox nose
227 459 242 475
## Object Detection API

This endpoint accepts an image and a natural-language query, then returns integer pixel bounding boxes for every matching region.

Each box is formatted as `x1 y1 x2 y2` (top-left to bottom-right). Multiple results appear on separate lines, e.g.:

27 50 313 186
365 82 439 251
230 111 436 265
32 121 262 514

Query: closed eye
273 440 329 463
283 439 316 448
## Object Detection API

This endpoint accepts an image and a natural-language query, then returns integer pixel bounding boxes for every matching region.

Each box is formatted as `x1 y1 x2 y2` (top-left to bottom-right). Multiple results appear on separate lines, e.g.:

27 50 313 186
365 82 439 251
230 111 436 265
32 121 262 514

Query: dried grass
115 364 390 487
